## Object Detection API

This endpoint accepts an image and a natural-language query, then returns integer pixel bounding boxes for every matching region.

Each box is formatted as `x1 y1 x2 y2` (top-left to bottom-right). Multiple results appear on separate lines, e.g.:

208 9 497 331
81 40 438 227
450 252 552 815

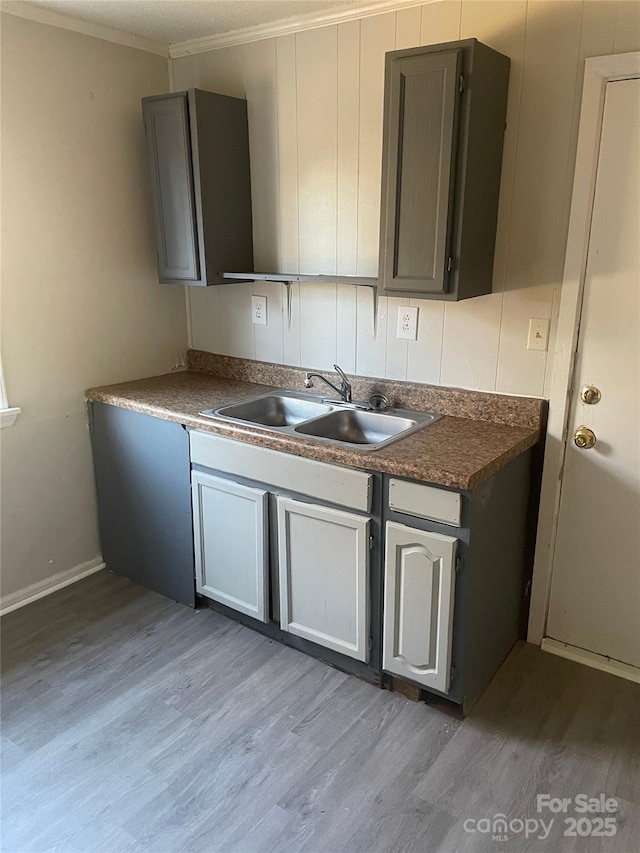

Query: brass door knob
574 426 597 449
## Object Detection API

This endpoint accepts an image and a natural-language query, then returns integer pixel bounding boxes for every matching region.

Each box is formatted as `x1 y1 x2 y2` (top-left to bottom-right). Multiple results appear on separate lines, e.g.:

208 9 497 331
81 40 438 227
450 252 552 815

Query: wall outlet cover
396 306 418 341
252 295 267 326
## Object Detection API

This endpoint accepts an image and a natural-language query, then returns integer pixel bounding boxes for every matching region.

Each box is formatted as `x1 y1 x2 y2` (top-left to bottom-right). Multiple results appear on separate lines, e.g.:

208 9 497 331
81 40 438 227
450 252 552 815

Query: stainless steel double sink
199 390 440 452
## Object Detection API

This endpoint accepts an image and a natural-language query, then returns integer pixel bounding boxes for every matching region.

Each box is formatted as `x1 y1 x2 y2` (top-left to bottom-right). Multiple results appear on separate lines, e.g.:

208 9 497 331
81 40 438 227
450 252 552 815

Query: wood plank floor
1 570 639 853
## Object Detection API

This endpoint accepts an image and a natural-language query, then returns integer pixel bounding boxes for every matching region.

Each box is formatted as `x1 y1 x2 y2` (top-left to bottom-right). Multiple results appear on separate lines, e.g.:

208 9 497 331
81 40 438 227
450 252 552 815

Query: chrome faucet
304 364 352 403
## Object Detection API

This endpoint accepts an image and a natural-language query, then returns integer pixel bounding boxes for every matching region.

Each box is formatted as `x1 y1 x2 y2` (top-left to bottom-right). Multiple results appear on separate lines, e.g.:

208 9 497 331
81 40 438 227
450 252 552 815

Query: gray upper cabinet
379 39 510 301
142 89 253 286
143 94 200 281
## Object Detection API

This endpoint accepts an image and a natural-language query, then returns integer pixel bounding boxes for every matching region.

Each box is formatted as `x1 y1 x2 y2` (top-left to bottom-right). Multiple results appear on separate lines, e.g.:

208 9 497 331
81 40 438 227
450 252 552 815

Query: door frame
528 52 640 647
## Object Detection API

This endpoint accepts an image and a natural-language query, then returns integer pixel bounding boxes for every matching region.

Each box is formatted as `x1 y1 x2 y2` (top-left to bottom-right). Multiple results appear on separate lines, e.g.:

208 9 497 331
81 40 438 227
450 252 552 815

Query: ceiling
24 0 369 45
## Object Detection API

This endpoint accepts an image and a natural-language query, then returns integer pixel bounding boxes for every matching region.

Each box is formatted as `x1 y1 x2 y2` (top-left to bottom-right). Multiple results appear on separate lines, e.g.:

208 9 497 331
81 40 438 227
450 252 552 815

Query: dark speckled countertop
86 353 545 490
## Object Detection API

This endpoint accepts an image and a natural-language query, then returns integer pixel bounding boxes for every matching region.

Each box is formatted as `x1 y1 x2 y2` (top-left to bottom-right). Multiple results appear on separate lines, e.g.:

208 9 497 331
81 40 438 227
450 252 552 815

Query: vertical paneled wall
174 0 639 397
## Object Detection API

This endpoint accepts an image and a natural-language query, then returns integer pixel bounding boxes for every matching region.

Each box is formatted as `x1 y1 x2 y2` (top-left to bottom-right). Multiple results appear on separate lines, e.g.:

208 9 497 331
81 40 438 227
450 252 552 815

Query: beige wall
175 0 639 397
0 13 188 600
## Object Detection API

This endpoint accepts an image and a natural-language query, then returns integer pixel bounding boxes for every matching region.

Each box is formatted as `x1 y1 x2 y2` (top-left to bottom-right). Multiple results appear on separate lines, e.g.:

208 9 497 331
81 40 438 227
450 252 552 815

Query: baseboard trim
542 638 640 685
0 558 106 617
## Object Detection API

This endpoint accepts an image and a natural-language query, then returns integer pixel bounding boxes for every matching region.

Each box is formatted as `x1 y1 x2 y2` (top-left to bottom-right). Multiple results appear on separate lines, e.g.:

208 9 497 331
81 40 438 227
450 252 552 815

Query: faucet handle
303 373 313 389
333 363 348 381
333 364 352 402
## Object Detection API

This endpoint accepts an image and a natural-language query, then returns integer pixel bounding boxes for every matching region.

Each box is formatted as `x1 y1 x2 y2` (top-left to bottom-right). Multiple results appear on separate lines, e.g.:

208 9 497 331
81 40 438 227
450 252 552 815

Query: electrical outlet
396 306 418 341
251 295 267 326
527 318 550 351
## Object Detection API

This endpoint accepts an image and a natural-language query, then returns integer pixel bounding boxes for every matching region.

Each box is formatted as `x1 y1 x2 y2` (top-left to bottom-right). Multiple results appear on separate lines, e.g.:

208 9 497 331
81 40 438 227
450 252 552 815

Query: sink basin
202 393 333 428
295 409 417 445
200 389 440 451
293 408 440 450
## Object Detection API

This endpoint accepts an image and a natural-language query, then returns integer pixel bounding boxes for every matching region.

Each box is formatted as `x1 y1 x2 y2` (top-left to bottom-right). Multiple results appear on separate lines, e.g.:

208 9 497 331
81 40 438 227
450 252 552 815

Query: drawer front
190 431 372 513
388 478 461 527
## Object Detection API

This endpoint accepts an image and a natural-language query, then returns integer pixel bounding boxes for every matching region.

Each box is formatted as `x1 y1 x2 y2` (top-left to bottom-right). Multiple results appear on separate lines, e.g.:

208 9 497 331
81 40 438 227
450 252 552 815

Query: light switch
527 318 550 351
252 295 267 326
397 306 418 341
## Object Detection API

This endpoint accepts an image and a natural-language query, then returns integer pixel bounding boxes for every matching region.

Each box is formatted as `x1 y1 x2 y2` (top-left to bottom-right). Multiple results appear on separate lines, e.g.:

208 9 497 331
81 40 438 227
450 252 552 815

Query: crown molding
1 1 169 57
169 0 432 59
2 0 436 61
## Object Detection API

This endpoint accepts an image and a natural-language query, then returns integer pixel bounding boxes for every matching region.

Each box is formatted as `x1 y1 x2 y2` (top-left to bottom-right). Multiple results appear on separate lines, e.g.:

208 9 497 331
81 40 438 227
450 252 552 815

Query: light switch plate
527 318 550 351
252 295 267 326
397 306 418 341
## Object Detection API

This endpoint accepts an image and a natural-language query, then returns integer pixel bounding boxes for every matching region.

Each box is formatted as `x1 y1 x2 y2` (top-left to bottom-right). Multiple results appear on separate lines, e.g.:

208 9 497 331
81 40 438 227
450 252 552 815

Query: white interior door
546 78 640 670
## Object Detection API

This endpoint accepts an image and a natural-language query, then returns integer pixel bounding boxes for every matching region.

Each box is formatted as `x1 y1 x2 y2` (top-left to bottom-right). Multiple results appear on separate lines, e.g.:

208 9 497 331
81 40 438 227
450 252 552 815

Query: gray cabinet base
89 402 195 606
383 451 532 713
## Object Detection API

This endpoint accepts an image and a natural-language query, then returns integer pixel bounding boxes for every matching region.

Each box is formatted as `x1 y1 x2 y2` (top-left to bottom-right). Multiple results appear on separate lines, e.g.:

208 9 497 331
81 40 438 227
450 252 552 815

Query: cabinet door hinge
455 556 463 574
369 535 375 550
459 74 465 94
450 664 456 681
447 256 454 273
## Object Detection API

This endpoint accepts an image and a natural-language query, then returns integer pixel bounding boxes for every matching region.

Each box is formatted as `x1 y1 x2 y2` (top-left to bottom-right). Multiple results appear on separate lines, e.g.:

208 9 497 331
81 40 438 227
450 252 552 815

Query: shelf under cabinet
221 271 378 286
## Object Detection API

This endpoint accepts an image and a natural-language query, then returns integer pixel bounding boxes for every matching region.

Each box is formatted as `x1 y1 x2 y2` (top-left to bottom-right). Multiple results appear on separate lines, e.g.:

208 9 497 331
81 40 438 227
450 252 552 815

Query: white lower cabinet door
192 470 269 622
277 497 370 662
383 521 457 693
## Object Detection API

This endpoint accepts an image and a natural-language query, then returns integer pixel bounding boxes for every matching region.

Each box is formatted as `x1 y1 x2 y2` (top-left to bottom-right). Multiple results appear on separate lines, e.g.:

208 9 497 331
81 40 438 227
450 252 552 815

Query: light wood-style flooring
2 571 639 853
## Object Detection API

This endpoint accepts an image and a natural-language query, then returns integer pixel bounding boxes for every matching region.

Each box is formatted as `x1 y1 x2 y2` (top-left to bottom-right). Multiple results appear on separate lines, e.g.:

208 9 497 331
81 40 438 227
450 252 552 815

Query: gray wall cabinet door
142 94 200 282
142 89 254 286
381 49 461 296
379 39 510 301
88 402 195 606
192 470 269 622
